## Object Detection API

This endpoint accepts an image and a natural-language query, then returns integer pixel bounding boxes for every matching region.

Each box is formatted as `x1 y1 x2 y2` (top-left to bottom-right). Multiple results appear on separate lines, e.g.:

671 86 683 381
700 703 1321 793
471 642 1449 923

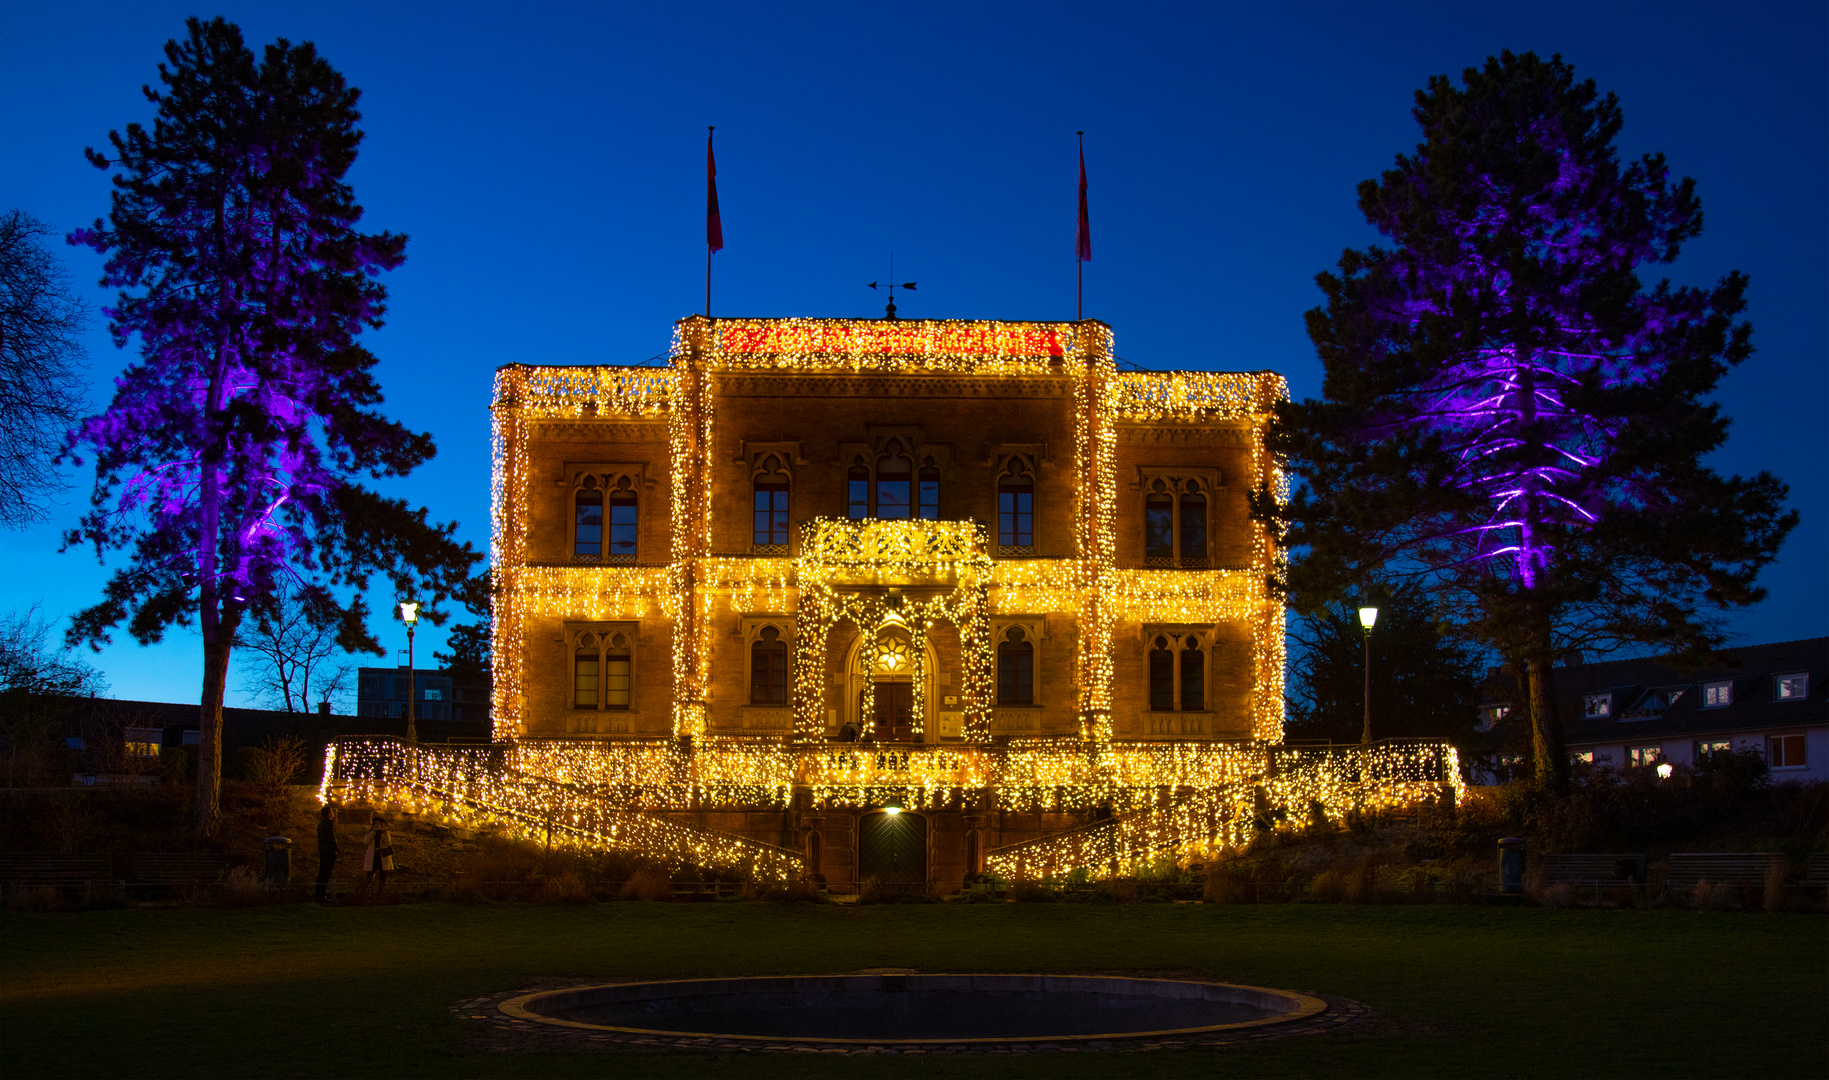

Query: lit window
1775 673 1809 701
1627 745 1663 768
918 460 940 520
574 480 602 558
753 456 790 548
996 628 1034 706
874 635 910 673
1180 640 1204 710
574 634 599 708
607 480 638 564
1694 740 1731 759
1480 704 1511 730
1702 681 1731 708
1149 636 1174 711
604 634 631 709
126 741 161 758
1571 751 1594 764
998 469 1034 549
423 688 442 701
1769 734 1807 768
1583 694 1611 718
750 627 788 705
65 736 85 751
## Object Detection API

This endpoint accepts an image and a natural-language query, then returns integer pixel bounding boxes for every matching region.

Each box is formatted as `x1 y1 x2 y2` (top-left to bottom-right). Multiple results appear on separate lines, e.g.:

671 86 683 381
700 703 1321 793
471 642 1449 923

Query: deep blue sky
3 1 1823 708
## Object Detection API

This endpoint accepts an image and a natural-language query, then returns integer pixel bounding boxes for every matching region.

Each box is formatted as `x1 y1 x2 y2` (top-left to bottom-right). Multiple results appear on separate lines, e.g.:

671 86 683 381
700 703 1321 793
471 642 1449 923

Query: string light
463 317 1439 881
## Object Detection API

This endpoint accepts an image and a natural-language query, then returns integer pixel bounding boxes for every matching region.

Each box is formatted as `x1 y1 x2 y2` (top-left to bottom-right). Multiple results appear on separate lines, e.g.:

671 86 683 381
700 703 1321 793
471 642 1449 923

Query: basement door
857 811 927 885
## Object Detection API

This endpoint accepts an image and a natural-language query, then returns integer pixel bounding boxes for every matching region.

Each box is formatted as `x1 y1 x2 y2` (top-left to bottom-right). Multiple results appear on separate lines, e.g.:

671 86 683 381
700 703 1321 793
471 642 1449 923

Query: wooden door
872 681 913 742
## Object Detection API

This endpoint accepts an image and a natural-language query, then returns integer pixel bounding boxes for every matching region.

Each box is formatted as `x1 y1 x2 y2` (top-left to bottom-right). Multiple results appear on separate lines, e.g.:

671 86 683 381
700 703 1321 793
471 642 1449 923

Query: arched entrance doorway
841 625 939 743
857 811 927 885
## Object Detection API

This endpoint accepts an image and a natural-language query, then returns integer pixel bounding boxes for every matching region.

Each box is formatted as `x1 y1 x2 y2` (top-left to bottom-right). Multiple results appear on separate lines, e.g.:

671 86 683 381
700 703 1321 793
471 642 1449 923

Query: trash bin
263 836 292 886
1498 837 1525 895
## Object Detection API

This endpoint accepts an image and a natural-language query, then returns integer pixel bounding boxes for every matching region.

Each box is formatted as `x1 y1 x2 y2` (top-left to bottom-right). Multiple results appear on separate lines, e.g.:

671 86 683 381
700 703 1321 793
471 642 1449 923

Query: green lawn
3 902 1824 1078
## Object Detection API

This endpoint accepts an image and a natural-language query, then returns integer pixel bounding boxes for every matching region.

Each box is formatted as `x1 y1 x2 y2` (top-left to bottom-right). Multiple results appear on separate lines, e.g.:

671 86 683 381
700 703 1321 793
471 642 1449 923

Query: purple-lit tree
64 18 478 829
1269 52 1795 794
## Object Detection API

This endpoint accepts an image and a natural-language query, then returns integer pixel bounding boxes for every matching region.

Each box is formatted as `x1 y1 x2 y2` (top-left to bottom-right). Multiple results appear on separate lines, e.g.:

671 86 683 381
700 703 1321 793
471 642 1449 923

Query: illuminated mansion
327 316 1458 887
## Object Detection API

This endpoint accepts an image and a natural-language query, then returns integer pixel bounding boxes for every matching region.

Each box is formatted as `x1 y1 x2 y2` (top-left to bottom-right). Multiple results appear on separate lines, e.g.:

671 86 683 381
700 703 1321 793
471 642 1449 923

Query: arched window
574 479 603 559
1149 635 1175 711
918 460 940 519
998 468 1034 549
876 441 911 519
607 478 638 564
753 455 789 549
1179 487 1207 567
750 626 788 705
604 632 631 709
997 627 1034 706
847 459 870 519
1180 639 1204 710
574 633 599 708
1145 484 1174 564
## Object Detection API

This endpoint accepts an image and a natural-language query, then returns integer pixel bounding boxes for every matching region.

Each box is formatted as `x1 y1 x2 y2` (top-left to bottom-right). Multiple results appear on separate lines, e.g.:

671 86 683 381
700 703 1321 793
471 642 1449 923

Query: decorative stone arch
562 464 646 564
840 618 941 743
1137 468 1220 568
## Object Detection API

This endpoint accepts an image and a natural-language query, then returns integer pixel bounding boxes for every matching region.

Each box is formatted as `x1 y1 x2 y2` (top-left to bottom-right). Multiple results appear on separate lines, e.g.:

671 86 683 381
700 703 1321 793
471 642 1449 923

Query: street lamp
1358 606 1379 744
399 600 420 745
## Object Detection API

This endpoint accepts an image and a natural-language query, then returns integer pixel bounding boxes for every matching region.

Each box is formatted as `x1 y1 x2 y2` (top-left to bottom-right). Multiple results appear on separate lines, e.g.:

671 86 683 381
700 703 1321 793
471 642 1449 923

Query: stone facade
489 317 1287 889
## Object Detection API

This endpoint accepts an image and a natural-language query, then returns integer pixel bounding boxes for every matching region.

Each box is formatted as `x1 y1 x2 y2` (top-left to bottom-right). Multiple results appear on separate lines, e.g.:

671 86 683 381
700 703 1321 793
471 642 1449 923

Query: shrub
621 865 671 901
539 870 590 905
1308 867 1349 903
1009 879 1060 903
243 736 307 798
1691 879 1739 911
1098 878 1142 903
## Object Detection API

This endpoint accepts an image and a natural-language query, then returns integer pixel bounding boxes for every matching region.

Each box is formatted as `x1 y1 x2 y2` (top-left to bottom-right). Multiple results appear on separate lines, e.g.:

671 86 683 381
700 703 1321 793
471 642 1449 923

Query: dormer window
1628 686 1687 717
1480 703 1511 730
1776 672 1809 701
1583 694 1611 718
1701 681 1732 708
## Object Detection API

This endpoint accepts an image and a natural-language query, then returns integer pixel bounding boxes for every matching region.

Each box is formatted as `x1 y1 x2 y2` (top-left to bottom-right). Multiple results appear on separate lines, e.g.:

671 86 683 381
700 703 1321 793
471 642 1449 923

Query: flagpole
1077 131 1085 322
706 126 714 318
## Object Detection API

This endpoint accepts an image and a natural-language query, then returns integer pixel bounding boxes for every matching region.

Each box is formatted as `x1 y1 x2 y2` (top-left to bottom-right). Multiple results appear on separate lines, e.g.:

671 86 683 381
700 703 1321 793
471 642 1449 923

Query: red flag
707 128 724 253
1076 144 1091 262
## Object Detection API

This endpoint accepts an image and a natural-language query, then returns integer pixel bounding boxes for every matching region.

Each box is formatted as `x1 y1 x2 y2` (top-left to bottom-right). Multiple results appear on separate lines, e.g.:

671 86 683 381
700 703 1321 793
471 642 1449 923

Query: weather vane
866 253 917 319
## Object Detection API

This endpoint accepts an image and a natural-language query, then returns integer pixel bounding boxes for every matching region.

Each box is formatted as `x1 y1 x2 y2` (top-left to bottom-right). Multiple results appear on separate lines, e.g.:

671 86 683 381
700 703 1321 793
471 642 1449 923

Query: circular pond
500 974 1326 1045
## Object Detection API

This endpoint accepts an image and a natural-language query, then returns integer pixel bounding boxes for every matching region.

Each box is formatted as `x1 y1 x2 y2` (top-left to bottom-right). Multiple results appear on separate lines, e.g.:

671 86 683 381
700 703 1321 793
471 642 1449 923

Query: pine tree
1270 52 1795 794
1286 587 1485 746
65 18 478 829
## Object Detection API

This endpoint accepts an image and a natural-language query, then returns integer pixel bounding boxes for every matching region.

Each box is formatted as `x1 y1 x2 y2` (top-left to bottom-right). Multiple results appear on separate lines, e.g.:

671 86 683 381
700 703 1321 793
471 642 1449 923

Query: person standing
314 803 339 903
362 815 394 893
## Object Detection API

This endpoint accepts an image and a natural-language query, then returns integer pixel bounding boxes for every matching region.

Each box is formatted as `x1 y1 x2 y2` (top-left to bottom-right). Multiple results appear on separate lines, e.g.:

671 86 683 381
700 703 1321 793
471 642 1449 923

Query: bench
0 853 123 901
1666 853 1784 889
127 853 238 898
1536 853 1649 904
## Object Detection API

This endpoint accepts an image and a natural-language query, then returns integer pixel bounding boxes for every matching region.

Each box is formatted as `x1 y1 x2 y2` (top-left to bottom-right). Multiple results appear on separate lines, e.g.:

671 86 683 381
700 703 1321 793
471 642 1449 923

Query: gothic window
876 441 911 519
574 629 633 711
998 467 1034 550
604 633 631 709
847 459 870 520
1180 640 1205 710
607 478 638 564
752 455 790 550
574 634 599 708
1149 635 1175 711
750 626 788 705
574 479 603 558
918 459 940 520
997 627 1034 706
1145 484 1174 564
1179 488 1208 566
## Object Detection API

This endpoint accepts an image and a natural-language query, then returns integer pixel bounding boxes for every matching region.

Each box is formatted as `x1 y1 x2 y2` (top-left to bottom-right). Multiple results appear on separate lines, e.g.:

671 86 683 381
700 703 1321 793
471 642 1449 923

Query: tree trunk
1526 654 1570 796
195 619 230 831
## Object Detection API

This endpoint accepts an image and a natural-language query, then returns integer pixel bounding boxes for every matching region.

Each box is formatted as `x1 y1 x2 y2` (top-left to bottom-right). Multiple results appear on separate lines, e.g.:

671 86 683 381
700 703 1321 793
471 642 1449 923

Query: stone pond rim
498 974 1329 1046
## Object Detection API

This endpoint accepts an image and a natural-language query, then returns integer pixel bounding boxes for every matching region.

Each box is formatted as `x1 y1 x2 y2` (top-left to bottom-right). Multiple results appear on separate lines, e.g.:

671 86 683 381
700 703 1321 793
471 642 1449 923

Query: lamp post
399 601 420 745
1358 605 1379 744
